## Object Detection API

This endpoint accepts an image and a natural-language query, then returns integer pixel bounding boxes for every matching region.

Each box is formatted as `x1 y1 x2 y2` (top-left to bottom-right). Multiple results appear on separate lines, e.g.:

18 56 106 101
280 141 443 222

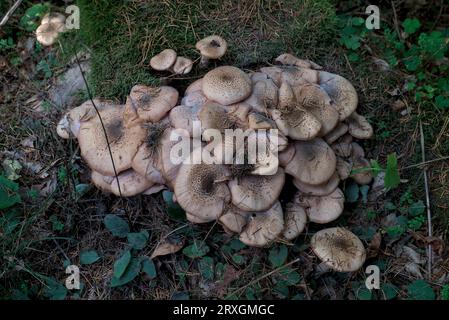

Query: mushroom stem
199 55 210 68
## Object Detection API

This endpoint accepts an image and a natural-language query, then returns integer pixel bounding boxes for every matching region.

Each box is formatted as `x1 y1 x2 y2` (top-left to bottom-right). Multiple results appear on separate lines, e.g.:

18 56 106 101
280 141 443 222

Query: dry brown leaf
367 232 382 258
150 237 184 259
213 264 241 298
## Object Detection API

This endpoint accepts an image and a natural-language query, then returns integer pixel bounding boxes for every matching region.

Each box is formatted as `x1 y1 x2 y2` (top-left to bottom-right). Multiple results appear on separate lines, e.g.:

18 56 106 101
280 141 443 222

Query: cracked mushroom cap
275 53 322 69
296 188 345 224
202 66 252 105
239 201 284 247
293 172 340 196
36 13 66 46
174 149 231 221
318 71 358 121
228 168 285 212
150 49 177 71
173 56 194 75
125 85 179 123
282 202 307 241
78 103 146 176
285 139 337 185
195 35 227 59
310 227 366 272
110 169 155 197
219 206 247 234
346 112 373 139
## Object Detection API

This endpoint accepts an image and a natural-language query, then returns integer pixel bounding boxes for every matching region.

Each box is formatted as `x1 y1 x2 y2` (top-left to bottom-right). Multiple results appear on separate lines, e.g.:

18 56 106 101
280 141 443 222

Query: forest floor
1 0 449 300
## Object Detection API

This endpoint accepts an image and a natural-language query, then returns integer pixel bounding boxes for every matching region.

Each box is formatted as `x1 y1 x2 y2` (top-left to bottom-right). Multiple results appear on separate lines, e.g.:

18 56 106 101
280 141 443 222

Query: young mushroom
296 188 345 224
282 202 307 241
310 227 367 272
36 13 66 46
172 56 194 75
195 35 227 68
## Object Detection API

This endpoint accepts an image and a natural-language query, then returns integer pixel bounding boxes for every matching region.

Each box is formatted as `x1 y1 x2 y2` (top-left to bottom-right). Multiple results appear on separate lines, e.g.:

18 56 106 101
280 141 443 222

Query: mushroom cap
351 142 365 159
219 207 247 234
91 171 114 193
181 90 208 108
202 66 252 105
199 101 247 132
110 169 155 197
282 202 307 241
296 188 345 224
318 71 358 121
244 79 278 112
351 157 373 185
310 227 366 272
186 212 213 224
132 141 166 185
174 148 231 221
293 172 340 196
332 141 352 158
160 127 185 189
228 168 285 212
239 201 284 247
78 104 146 176
169 104 202 136
173 56 193 75
150 49 177 71
185 79 203 95
142 184 166 195
278 143 296 167
271 108 321 141
56 115 70 139
278 81 296 109
346 112 373 139
125 85 179 122
282 66 319 85
260 66 283 86
36 13 66 46
275 53 322 69
285 139 336 185
336 157 352 180
195 35 227 59
324 123 349 144
248 112 276 130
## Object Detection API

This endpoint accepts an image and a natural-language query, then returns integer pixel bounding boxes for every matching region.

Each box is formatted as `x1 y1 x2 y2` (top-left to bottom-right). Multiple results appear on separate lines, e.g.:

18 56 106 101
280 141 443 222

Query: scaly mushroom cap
202 66 252 105
199 101 247 133
282 202 307 241
319 71 358 121
110 169 155 197
346 112 373 139
228 168 285 211
195 35 227 59
275 53 322 69
239 201 284 247
310 227 366 272
91 171 114 193
296 188 345 224
271 108 321 141
244 79 278 112
294 84 339 136
248 112 276 130
324 123 349 144
78 104 146 176
260 66 283 86
125 85 179 122
174 149 231 221
181 91 208 108
173 56 193 75
36 13 66 46
285 139 336 185
219 206 247 234
150 49 177 71
282 66 319 86
185 79 203 95
293 172 340 196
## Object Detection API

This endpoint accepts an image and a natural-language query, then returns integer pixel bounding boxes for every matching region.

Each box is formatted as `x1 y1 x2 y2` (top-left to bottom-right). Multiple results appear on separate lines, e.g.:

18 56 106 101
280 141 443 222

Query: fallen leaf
391 100 406 112
402 246 426 265
214 264 241 298
404 262 423 279
367 232 382 258
150 237 184 259
31 174 57 196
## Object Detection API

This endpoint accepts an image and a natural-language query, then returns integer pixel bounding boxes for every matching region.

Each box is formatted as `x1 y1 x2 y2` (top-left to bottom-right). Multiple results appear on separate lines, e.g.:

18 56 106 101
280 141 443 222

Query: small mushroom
296 188 345 224
202 66 252 105
293 172 340 196
195 35 227 67
172 56 194 75
282 202 307 241
310 227 366 272
346 112 374 139
150 49 177 71
239 201 284 247
36 13 66 46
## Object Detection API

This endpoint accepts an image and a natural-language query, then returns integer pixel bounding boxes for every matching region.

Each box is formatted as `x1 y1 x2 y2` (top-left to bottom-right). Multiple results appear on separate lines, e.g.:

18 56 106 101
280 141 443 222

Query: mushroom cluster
57 51 374 272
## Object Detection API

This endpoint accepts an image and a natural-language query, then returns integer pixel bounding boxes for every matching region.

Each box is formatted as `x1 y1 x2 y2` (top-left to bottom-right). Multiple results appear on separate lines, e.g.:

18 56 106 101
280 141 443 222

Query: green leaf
20 4 49 32
162 191 185 220
356 287 372 300
113 250 131 279
0 175 22 209
351 17 365 26
384 153 400 189
435 95 449 109
403 55 421 71
231 254 246 265
345 181 359 203
402 18 421 34
110 257 141 287
198 256 214 280
80 250 101 265
140 257 157 279
407 279 435 300
127 230 149 250
103 214 130 238
268 245 288 268
278 268 301 285
43 277 67 300
229 239 246 251
183 242 210 259
382 283 398 300
75 184 91 197
2 159 22 181
408 200 425 216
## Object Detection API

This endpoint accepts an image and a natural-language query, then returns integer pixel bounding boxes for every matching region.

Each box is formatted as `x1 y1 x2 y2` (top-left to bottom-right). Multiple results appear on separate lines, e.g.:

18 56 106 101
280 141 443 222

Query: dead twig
0 0 23 27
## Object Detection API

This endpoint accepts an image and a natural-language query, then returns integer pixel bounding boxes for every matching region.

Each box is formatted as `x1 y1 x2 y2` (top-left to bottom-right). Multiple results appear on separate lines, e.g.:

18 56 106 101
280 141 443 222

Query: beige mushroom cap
91 171 114 193
282 202 307 241
293 172 340 196
336 157 353 180
228 168 285 212
169 104 202 136
311 227 366 272
173 56 194 75
285 139 337 185
195 35 227 59
318 71 358 121
271 108 321 141
78 104 146 176
324 123 349 144
174 149 231 221
219 207 247 234
181 90 208 108
202 66 252 105
36 13 66 46
296 188 345 224
346 112 374 139
185 79 203 95
150 49 177 71
275 53 322 69
110 169 155 197
239 201 284 247
125 85 179 122
260 66 283 86
278 144 296 167
244 79 278 112
282 66 319 86
248 112 276 130
199 101 247 133
186 212 213 224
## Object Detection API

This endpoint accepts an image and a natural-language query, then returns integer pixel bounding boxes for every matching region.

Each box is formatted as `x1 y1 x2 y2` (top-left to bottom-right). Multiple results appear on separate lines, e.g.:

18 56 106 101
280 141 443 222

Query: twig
400 155 449 170
419 121 433 279
0 0 23 27
390 1 402 40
